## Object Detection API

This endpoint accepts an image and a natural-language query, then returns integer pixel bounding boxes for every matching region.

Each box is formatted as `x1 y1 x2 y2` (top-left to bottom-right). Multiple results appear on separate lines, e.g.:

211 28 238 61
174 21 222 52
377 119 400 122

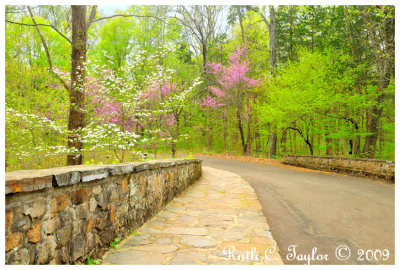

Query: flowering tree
204 46 262 155
161 77 202 157
5 40 201 168
85 45 202 159
134 47 202 158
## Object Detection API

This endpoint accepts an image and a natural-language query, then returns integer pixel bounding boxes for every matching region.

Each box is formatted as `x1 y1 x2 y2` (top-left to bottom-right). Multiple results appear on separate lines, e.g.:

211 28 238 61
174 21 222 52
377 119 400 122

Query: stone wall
5 159 202 265
283 155 394 182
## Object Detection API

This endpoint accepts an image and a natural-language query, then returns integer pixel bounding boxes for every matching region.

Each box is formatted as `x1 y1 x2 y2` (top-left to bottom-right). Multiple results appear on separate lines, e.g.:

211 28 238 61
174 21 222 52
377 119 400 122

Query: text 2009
357 249 389 261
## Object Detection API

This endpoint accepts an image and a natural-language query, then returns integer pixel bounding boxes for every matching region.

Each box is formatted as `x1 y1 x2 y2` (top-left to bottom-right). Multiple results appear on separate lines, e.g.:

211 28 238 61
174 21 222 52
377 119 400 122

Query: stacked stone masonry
5 159 202 264
283 155 394 182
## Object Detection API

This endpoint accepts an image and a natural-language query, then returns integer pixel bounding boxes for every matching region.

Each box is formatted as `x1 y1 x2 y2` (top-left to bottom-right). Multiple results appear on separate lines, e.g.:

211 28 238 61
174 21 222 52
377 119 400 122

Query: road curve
199 156 395 265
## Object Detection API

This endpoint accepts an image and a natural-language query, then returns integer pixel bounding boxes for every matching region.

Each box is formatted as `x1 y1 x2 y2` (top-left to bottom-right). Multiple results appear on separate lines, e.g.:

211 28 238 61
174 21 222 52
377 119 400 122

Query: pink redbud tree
204 45 262 155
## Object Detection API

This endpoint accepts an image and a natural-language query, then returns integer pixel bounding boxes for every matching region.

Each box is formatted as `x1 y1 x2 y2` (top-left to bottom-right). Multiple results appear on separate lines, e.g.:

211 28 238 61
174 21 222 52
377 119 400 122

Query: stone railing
283 155 394 182
5 159 202 265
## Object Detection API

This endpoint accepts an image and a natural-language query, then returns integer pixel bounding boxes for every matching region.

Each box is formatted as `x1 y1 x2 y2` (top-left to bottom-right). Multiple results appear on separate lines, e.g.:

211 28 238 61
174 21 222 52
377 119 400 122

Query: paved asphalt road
199 156 395 265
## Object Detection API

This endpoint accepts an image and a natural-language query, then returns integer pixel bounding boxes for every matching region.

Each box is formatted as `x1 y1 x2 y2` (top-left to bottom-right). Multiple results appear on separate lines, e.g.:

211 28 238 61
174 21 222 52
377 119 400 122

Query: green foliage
110 238 120 250
4 5 395 171
87 256 100 265
130 230 140 236
84 158 118 165
185 154 197 159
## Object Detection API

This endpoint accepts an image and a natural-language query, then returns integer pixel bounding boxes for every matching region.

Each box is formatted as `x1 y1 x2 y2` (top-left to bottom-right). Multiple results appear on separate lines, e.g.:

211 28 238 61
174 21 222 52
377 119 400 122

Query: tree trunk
288 6 294 61
67 5 87 165
245 93 251 156
288 126 313 156
171 117 180 158
269 131 277 158
171 142 176 158
310 119 314 154
292 121 297 154
206 124 213 152
202 43 208 72
339 137 348 157
352 135 361 157
281 128 287 153
236 109 247 155
269 6 277 74
154 147 158 160
268 6 277 158
255 116 261 153
334 138 340 156
237 6 245 44
362 102 384 158
307 140 314 156
305 124 313 156
317 124 321 156
360 6 394 158
325 121 332 156
223 110 228 152
288 128 293 153
246 122 251 155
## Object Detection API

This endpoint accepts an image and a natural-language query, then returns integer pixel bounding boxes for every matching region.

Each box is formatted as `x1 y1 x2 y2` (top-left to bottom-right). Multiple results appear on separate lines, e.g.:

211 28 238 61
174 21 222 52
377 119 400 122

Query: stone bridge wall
283 155 394 182
5 159 202 264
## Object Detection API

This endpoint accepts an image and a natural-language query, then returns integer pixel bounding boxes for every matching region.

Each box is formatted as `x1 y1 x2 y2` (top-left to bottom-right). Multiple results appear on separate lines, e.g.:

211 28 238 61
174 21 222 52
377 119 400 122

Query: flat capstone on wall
283 155 394 182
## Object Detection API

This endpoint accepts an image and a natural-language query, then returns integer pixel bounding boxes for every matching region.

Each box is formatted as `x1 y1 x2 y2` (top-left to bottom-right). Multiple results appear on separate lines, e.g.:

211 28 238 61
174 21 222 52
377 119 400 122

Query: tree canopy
5 5 395 171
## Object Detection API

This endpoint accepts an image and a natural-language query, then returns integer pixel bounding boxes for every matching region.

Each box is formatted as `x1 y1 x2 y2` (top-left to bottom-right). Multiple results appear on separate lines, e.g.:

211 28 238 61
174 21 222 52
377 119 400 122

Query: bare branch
173 15 202 43
27 7 52 68
248 5 270 29
86 5 97 31
27 6 70 91
5 19 71 44
93 13 169 25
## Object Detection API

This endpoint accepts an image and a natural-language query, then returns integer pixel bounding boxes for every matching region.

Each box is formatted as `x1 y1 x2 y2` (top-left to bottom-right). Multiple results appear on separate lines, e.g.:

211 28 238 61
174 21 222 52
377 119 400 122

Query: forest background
4 4 395 171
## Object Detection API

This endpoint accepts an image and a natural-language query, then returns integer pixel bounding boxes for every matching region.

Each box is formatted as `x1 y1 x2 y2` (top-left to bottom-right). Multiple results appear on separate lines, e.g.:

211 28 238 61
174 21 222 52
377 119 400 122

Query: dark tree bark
352 135 361 157
269 132 278 157
171 116 180 158
343 117 360 156
171 141 177 158
287 126 313 156
67 5 87 165
268 6 278 158
237 6 252 156
281 128 287 153
237 109 247 155
25 6 90 165
254 115 261 153
362 95 388 158
360 6 395 158
202 43 208 72
245 98 251 156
